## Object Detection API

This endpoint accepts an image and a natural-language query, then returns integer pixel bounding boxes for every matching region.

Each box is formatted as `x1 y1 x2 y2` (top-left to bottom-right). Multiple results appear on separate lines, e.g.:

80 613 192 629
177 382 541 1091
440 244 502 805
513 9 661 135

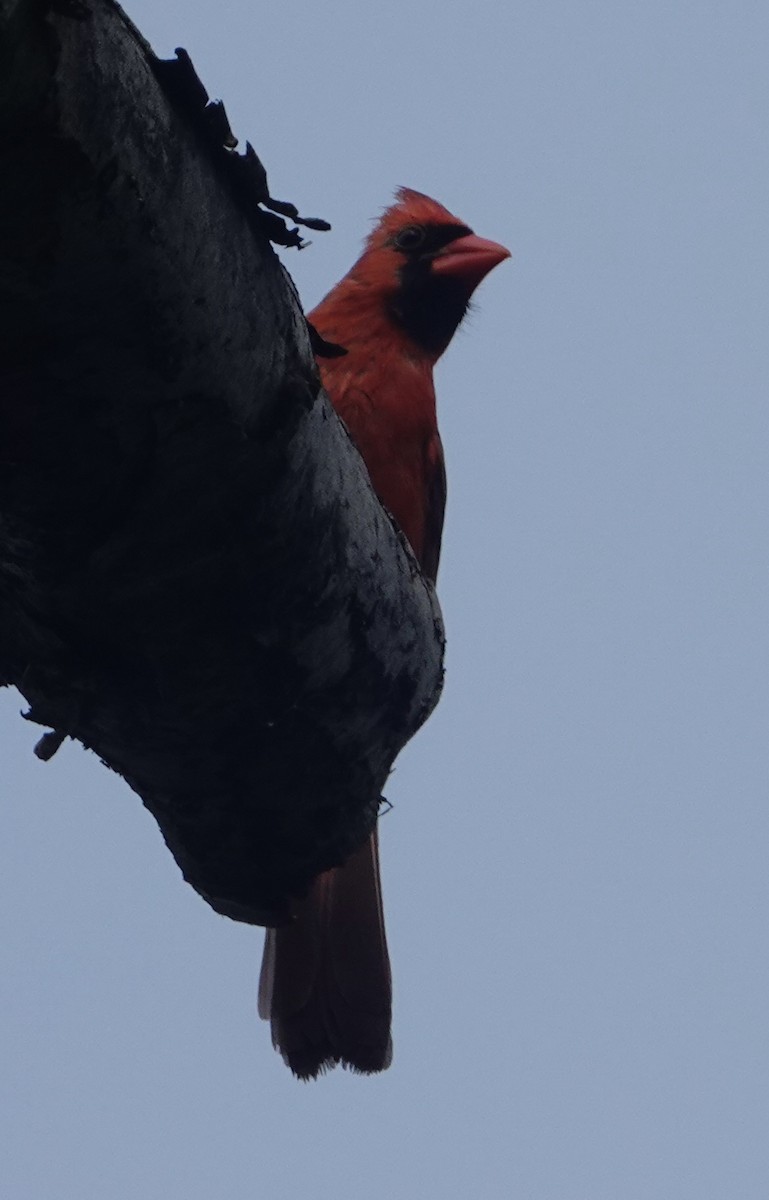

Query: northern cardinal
259 188 510 1078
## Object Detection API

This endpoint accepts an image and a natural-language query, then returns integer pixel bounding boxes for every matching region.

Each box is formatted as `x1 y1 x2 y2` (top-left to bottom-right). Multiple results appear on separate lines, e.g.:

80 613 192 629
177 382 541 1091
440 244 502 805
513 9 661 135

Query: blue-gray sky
3 2 769 1196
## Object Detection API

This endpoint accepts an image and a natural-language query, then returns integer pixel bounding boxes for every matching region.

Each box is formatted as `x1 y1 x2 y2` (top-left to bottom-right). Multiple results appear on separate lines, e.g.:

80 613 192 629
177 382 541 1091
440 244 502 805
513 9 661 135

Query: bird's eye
394 225 426 251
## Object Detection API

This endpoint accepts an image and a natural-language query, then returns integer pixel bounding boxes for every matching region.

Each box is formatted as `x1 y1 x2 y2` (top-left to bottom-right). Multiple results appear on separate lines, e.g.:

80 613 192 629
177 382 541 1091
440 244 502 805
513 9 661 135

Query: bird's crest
366 187 462 248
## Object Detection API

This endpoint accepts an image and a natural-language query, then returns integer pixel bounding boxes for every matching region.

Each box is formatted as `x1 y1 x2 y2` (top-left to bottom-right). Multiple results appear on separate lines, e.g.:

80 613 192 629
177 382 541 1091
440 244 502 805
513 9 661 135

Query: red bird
259 187 510 1079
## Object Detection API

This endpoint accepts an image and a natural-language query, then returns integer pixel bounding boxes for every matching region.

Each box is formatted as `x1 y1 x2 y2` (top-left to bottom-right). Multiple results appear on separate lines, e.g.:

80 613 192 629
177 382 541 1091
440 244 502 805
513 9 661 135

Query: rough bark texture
0 0 444 924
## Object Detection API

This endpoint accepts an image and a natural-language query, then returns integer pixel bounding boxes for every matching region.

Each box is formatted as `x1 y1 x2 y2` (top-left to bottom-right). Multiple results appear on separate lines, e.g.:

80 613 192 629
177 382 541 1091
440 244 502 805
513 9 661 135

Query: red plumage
259 187 510 1078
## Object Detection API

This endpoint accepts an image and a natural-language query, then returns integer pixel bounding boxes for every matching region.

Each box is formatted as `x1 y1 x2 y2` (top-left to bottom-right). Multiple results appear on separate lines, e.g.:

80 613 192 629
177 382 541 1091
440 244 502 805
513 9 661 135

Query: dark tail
258 828 392 1079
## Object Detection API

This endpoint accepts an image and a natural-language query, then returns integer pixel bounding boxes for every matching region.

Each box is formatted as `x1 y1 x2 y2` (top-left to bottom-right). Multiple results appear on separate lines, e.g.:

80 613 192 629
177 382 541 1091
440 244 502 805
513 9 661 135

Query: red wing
420 432 446 585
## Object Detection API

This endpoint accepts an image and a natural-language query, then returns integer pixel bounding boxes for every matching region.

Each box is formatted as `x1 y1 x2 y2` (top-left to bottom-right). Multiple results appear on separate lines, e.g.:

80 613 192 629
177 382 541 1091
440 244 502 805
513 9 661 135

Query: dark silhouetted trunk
0 0 444 924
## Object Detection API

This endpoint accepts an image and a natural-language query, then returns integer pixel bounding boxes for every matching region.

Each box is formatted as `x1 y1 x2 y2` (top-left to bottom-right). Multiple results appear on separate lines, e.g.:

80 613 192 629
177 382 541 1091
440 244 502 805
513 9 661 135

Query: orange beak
431 233 511 287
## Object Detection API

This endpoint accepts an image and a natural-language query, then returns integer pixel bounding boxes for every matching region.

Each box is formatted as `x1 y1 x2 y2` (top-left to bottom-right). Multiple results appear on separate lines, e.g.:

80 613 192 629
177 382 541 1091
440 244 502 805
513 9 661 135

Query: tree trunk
0 0 444 924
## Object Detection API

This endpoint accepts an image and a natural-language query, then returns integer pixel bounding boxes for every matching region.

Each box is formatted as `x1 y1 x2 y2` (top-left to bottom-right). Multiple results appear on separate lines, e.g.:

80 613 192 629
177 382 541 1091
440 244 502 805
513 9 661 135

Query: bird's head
354 187 510 359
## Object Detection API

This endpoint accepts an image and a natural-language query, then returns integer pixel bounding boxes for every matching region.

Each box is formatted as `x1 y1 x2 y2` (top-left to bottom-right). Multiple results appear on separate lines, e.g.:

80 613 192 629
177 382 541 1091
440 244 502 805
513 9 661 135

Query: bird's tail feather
258 828 392 1080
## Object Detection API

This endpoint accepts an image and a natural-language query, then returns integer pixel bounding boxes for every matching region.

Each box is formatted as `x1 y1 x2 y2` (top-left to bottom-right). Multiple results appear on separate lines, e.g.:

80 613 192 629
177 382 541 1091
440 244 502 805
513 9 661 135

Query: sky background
3 1 769 1197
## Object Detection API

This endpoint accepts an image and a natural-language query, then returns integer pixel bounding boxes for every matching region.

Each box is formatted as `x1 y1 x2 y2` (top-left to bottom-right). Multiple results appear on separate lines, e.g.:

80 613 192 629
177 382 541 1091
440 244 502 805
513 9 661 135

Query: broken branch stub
0 0 444 924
